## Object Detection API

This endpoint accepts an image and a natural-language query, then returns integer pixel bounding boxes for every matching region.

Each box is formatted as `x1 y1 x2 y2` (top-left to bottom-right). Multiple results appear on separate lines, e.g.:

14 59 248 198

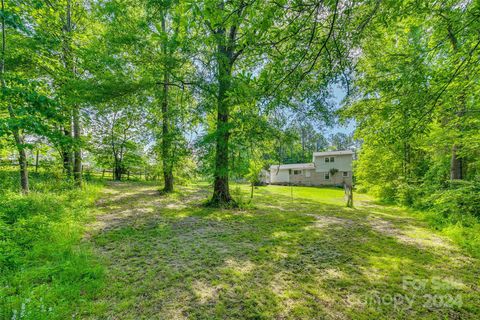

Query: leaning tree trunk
210 39 235 206
160 12 174 193
1 0 29 194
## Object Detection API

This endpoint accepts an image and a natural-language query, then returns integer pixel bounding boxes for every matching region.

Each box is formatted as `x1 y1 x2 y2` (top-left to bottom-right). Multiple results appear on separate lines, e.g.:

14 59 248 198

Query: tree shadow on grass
85 183 480 319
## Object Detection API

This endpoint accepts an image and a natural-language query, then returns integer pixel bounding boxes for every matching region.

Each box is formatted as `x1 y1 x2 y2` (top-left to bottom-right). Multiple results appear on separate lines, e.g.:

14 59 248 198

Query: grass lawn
82 182 479 319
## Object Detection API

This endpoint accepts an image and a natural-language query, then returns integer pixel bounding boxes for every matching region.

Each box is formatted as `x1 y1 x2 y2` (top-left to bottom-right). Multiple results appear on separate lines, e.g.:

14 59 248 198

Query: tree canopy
0 0 478 208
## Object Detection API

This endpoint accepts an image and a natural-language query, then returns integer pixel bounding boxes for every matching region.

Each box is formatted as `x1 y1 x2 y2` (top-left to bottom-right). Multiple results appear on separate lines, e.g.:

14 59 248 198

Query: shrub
426 180 480 218
396 182 420 207
412 180 480 258
370 183 397 204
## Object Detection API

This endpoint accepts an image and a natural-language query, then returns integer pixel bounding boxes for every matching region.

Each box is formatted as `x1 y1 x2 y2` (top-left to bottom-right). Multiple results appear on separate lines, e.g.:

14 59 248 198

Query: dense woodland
2 0 477 204
1 0 480 318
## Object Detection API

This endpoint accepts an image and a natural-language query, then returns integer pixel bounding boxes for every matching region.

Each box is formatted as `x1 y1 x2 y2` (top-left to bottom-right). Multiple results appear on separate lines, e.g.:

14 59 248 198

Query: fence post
35 150 39 173
344 183 353 208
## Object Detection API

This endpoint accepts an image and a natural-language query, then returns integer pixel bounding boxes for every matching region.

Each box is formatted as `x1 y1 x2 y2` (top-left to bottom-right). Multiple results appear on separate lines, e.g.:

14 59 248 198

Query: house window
330 157 335 163
325 157 329 163
324 172 330 180
293 170 302 175
325 157 335 163
343 171 348 177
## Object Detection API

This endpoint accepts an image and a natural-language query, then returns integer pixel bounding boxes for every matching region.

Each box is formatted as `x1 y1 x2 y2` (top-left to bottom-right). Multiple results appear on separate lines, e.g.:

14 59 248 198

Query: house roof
270 163 315 170
312 150 354 157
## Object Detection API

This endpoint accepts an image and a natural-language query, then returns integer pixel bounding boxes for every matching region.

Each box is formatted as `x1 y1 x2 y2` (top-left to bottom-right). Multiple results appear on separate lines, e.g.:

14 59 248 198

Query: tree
0 0 29 193
78 0 196 192
196 0 374 206
14 0 97 186
64 0 83 186
89 99 147 181
343 0 480 200
148 0 193 193
198 0 256 206
329 132 353 151
246 158 263 199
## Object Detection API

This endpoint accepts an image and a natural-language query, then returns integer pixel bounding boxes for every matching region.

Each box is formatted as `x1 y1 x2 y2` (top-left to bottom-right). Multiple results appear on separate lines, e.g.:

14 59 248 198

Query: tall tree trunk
114 158 122 181
1 0 29 194
62 150 71 176
73 106 82 185
17 136 29 193
450 144 463 180
8 108 29 194
62 125 72 177
35 149 39 173
62 0 82 186
449 98 467 180
402 141 410 180
161 12 173 193
446 21 465 181
211 37 234 206
301 127 306 161
114 166 122 181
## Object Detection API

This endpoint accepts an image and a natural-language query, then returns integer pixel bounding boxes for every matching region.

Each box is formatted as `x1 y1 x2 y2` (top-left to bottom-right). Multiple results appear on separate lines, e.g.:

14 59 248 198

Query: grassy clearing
83 182 479 319
0 170 105 320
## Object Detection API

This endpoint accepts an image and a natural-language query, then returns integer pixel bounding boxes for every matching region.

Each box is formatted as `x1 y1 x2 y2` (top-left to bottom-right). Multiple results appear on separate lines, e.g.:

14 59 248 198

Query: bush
410 180 480 258
396 182 420 207
425 180 480 218
370 183 397 204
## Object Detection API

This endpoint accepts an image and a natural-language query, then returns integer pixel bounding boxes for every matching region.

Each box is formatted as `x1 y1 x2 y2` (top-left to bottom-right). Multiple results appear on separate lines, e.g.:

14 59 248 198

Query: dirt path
84 182 480 320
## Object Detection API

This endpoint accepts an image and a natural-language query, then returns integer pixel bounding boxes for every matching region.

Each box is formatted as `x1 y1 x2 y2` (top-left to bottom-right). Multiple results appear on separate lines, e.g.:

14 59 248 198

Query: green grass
80 182 479 319
1 173 478 319
0 170 105 320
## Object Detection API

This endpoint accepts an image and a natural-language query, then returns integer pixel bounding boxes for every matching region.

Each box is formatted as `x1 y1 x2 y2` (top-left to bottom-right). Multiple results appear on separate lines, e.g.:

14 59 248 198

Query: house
270 163 315 184
269 150 353 186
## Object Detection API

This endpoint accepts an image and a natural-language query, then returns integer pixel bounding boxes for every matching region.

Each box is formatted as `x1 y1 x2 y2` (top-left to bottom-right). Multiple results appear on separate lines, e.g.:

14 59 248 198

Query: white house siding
311 153 353 186
270 168 290 184
289 170 351 186
269 152 353 186
314 154 353 173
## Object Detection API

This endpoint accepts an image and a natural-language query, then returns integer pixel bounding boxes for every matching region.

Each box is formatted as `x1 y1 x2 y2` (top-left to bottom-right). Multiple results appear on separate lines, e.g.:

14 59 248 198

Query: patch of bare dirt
85 184 163 238
306 214 355 229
